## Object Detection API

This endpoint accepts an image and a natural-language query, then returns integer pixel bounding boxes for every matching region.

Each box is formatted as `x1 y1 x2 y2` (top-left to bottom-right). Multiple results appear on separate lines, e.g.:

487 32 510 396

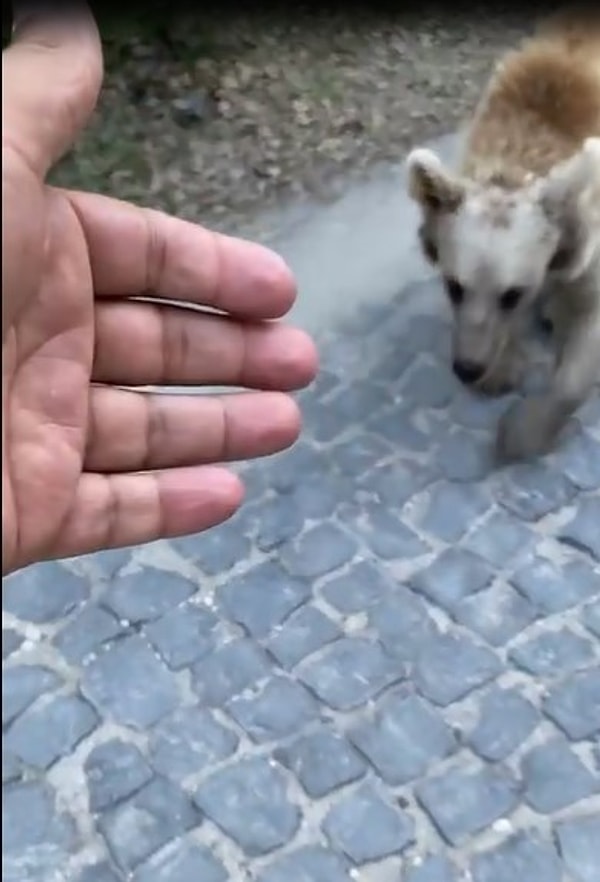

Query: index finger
3 4 102 178
65 189 298 319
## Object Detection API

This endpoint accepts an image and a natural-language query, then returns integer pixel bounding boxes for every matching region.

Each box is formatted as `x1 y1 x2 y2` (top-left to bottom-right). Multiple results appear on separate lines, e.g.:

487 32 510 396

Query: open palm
2 12 317 573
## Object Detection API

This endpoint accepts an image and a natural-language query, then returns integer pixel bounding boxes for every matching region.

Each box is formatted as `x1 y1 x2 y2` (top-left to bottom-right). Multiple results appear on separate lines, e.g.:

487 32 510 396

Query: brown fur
463 7 600 187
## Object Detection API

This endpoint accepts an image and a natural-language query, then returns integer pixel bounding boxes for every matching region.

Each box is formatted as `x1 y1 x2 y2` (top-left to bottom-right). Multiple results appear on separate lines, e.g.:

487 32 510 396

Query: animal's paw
495 397 561 462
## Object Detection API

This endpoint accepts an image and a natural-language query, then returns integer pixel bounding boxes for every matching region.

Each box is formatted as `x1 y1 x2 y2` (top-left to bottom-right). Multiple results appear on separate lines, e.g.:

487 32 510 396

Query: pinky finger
53 466 244 560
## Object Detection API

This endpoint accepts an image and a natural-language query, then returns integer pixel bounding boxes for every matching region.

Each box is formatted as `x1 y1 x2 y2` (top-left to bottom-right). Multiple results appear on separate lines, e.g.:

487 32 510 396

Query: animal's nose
453 359 485 385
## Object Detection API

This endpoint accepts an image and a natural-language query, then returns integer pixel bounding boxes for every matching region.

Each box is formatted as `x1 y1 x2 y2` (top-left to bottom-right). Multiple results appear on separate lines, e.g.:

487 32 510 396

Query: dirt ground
50 5 552 240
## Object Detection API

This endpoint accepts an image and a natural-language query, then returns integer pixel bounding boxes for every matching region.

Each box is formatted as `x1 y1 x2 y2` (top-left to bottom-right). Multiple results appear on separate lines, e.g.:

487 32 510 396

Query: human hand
2 7 318 574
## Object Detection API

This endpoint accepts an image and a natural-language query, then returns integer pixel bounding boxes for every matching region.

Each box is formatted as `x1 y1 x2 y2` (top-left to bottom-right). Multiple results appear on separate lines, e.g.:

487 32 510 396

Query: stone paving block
454 582 538 646
462 509 535 569
368 588 440 662
53 604 126 665
330 381 394 423
555 812 600 882
274 728 366 799
299 637 403 710
310 383 391 443
509 628 596 678
227 675 319 743
520 739 598 813
172 521 252 576
416 481 491 543
80 635 180 729
467 687 540 762
510 553 599 613
330 432 393 477
255 495 305 551
558 496 600 561
450 387 509 431
219 560 311 638
322 782 415 864
193 756 300 857
367 404 429 452
495 463 577 521
2 664 62 727
2 562 89 623
437 429 493 482
401 312 452 355
579 393 600 428
4 694 98 771
284 471 347 520
132 838 227 882
191 637 271 708
266 604 342 670
2 749 22 785
85 739 154 812
2 629 23 660
321 560 395 614
582 599 600 638
400 359 457 409
102 568 197 624
258 845 352 882
340 500 429 560
551 431 600 491
144 603 224 671
95 547 133 577
415 764 520 846
2 780 76 874
470 831 562 882
543 667 600 740
410 548 494 613
403 855 458 882
148 705 238 781
281 523 358 580
263 442 324 493
77 862 121 882
350 692 457 785
413 632 502 707
98 776 200 873
367 459 439 509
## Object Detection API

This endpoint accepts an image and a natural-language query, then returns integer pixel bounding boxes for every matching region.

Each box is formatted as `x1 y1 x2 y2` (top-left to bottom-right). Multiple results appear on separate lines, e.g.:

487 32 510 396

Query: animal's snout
453 359 486 385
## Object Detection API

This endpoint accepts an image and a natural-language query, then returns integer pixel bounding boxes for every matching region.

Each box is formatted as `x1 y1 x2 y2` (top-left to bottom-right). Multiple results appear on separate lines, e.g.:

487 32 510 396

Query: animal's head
406 142 594 388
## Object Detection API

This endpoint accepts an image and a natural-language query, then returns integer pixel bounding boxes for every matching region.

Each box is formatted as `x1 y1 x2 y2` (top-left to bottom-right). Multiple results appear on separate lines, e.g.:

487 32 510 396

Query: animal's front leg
495 311 600 461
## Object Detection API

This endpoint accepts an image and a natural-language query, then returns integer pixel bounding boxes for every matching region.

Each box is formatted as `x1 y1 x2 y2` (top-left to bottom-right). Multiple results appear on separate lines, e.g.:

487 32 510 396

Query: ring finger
84 385 302 473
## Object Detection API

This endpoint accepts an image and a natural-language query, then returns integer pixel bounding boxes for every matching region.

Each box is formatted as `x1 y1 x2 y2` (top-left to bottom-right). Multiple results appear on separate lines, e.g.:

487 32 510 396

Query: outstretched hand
2 9 318 573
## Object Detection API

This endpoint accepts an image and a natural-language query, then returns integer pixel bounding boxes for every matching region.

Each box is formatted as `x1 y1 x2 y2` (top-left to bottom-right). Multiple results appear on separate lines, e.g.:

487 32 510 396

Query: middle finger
92 300 317 389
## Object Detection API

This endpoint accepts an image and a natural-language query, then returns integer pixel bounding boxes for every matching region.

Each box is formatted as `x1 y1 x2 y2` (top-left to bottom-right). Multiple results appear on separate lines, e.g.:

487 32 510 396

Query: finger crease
144 397 167 471
143 208 168 296
104 475 122 549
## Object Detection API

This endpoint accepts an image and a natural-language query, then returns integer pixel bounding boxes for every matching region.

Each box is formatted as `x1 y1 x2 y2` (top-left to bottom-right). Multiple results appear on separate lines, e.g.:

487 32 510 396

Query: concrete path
3 134 600 882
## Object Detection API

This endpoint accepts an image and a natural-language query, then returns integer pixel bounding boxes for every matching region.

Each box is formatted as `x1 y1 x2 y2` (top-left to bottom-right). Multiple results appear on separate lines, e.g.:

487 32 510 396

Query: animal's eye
499 287 524 312
444 278 464 305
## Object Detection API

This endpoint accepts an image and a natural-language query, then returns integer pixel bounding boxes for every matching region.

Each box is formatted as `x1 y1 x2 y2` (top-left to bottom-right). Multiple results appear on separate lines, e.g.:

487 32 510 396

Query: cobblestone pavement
3 278 600 882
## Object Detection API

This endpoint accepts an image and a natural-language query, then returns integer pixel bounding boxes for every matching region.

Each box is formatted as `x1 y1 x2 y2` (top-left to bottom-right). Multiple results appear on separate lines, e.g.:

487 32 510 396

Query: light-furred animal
406 6 600 461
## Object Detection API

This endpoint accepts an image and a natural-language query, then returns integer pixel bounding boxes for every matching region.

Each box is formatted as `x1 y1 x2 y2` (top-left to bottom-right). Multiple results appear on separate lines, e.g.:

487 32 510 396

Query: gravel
50 6 550 240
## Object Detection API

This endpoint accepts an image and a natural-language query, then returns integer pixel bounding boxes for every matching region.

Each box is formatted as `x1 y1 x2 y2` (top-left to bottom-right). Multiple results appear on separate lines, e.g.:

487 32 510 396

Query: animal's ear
406 148 465 213
539 140 595 222
539 139 598 272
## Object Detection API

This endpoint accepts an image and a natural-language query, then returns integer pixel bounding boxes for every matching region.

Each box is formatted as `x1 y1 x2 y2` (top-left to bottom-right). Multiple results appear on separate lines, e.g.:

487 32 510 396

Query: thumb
2 2 103 178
